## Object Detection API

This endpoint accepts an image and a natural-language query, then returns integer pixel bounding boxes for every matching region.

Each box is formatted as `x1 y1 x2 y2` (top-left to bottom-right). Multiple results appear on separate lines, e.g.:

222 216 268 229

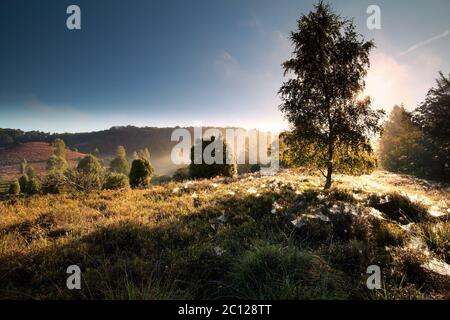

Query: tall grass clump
227 243 349 299
367 192 429 223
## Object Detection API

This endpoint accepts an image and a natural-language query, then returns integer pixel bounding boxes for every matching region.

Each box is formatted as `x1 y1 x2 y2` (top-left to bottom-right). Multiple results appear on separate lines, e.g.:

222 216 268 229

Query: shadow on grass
2 187 444 300
0 191 299 299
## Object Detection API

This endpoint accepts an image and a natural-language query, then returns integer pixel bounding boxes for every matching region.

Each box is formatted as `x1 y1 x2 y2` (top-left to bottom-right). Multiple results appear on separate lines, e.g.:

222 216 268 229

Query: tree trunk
324 142 333 189
324 164 332 189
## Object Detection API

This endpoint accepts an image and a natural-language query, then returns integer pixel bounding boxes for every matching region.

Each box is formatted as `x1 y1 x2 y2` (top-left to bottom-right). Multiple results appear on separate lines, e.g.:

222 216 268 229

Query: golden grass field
0 170 449 299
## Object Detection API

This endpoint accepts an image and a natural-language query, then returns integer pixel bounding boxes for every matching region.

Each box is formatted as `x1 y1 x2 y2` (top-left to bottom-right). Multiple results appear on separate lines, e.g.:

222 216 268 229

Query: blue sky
0 0 449 133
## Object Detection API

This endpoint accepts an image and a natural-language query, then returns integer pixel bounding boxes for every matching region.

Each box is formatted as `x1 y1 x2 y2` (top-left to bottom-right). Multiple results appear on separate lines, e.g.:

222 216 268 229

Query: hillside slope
0 170 448 299
0 142 84 180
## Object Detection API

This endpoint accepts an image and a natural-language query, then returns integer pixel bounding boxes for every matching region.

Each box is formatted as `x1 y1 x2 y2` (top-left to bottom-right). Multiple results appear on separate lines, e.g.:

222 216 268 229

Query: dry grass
0 169 448 299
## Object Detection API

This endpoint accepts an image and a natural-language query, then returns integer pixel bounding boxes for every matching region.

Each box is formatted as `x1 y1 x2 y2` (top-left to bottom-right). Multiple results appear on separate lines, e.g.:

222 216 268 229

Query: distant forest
0 126 250 174
0 126 187 156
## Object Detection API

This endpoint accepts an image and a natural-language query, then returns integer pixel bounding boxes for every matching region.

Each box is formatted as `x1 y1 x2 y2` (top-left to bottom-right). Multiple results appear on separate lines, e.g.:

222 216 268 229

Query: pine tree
129 158 154 188
20 159 27 175
74 154 105 191
47 139 68 173
136 148 151 161
110 145 130 175
52 138 66 158
8 180 20 195
414 72 450 181
189 136 237 179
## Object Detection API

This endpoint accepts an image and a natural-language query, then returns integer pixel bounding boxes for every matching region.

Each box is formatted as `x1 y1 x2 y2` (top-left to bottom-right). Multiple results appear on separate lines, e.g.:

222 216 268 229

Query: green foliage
20 159 27 175
378 73 450 182
47 138 68 174
52 138 66 158
26 177 41 195
135 148 151 161
151 175 172 185
116 145 126 158
250 163 261 173
189 137 237 179
8 180 20 195
0 132 14 145
281 131 377 175
104 173 130 190
75 154 105 191
46 155 68 173
278 2 384 188
26 166 36 179
77 154 103 175
110 146 130 175
378 105 424 174
129 158 154 188
42 172 68 194
0 128 50 148
173 167 190 181
413 72 450 181
237 163 261 174
18 175 29 193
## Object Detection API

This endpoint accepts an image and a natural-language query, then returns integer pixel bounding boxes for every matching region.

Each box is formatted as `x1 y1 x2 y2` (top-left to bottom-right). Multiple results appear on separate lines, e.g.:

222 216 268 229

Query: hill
0 170 448 299
0 126 259 176
0 142 84 181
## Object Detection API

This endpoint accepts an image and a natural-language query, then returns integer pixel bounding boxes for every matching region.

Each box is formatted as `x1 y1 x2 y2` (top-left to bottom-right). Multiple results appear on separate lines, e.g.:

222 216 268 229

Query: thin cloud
24 98 88 118
399 29 450 56
213 51 242 79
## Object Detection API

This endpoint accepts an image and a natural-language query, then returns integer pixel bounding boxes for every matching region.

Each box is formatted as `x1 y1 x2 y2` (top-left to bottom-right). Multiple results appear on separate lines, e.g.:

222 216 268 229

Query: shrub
52 138 67 158
26 166 36 179
18 175 29 193
26 177 41 195
8 180 20 195
20 159 27 175
135 148 151 161
189 137 237 179
151 175 172 184
237 164 261 174
110 146 130 175
47 155 68 173
104 173 130 190
75 155 104 191
129 158 154 188
77 154 103 175
42 172 68 194
173 167 190 181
